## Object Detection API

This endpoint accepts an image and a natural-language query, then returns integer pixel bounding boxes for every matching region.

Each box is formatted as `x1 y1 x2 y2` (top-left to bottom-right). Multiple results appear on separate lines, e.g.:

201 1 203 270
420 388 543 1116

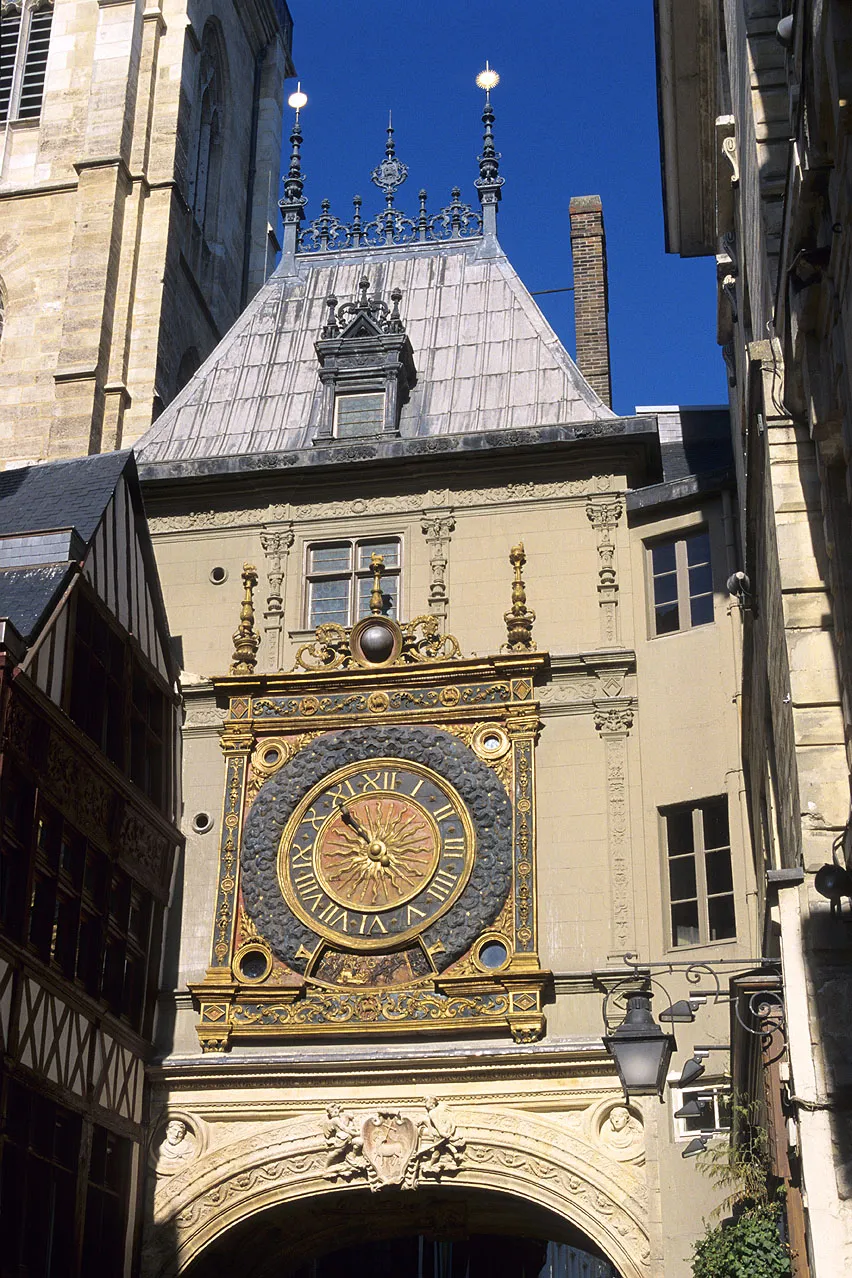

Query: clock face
241 725 514 978
279 759 475 950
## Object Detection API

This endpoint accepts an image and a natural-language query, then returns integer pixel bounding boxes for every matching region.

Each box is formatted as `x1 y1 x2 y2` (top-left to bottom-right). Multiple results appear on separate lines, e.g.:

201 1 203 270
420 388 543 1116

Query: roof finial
369 554 386 616
371 113 408 210
230 564 261 674
474 63 504 237
504 543 536 652
280 84 309 261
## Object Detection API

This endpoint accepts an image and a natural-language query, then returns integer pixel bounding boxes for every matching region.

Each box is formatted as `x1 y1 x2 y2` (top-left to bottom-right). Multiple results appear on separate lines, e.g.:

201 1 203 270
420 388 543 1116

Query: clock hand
336 798 370 842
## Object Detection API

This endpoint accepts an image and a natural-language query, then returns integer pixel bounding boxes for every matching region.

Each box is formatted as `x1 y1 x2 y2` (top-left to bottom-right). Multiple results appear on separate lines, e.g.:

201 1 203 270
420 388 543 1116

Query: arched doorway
182 1186 623 1278
144 1105 649 1278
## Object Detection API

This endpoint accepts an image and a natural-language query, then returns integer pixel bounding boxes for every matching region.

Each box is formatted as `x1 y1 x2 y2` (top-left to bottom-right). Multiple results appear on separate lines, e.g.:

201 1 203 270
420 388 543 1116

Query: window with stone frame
305 537 401 629
661 796 736 948
0 0 53 125
646 528 714 636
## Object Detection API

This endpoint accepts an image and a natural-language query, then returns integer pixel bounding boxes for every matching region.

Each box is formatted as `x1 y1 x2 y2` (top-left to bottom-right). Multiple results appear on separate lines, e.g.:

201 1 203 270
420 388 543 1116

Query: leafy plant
692 1203 791 1278
690 1097 791 1277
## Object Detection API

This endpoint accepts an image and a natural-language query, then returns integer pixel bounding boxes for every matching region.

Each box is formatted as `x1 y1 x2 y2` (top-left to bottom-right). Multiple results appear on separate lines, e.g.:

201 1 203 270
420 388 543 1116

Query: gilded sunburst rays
318 797 439 909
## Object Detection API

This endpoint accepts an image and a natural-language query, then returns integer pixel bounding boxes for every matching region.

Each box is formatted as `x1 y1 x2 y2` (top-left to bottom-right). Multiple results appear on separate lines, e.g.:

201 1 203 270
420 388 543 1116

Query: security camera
726 570 751 599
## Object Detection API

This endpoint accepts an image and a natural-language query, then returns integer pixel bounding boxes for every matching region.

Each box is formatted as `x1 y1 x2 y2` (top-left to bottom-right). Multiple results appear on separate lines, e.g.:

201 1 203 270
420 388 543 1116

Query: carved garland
421 512 455 620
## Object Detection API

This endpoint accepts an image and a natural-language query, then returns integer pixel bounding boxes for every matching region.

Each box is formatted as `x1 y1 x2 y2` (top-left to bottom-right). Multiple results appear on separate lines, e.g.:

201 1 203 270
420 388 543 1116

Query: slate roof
0 450 131 541
0 564 75 642
135 239 614 465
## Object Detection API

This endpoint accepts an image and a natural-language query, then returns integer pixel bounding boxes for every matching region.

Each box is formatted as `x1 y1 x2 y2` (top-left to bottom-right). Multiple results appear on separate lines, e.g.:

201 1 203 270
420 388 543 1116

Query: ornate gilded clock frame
190 558 550 1050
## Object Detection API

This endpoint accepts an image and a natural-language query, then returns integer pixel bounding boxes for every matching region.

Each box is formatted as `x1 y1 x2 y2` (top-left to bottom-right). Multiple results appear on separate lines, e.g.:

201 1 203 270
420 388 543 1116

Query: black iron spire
280 84 308 261
474 63 504 237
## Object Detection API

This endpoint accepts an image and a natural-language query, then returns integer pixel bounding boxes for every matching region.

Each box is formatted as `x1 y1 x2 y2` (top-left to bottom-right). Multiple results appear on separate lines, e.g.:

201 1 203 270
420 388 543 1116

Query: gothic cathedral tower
0 0 294 466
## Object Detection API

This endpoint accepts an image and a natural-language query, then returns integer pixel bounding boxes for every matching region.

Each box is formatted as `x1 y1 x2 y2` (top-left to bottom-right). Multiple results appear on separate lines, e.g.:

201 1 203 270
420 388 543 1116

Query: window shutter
19 5 52 120
0 10 21 123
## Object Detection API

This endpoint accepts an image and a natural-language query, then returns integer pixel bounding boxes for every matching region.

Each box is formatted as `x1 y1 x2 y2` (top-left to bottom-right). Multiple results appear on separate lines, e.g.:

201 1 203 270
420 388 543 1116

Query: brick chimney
569 195 612 407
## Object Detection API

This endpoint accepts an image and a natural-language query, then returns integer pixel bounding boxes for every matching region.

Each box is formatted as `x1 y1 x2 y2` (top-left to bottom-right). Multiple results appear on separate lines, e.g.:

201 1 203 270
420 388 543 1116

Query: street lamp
603 994 676 1098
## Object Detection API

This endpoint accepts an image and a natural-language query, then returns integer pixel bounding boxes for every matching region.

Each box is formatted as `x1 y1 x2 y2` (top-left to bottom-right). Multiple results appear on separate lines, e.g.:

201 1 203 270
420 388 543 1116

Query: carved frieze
147 475 617 534
145 1106 651 1278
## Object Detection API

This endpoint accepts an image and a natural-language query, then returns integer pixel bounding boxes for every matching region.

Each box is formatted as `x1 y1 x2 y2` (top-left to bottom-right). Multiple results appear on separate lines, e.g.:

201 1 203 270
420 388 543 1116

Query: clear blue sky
283 2 725 416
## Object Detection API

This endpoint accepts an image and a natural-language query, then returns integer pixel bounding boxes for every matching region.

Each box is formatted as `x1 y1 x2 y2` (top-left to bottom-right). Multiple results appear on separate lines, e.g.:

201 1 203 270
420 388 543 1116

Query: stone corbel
260 525 294 671
715 115 738 237
420 510 455 621
585 499 624 647
594 701 636 957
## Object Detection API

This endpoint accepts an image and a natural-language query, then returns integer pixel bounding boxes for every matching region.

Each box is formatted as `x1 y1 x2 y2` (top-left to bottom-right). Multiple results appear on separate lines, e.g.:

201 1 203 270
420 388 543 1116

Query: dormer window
313 277 416 444
334 391 385 438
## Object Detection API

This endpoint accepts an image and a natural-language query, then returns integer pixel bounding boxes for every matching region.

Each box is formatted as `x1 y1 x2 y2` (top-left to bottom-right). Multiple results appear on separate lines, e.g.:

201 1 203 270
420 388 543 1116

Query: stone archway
144 1106 651 1278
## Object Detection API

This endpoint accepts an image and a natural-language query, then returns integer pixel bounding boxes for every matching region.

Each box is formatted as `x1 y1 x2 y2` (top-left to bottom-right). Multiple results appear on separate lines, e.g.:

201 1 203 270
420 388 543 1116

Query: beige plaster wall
144 457 752 1277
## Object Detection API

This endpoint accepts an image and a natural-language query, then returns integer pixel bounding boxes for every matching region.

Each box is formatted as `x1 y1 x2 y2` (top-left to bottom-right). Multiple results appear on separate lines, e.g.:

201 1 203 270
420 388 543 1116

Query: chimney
569 195 612 408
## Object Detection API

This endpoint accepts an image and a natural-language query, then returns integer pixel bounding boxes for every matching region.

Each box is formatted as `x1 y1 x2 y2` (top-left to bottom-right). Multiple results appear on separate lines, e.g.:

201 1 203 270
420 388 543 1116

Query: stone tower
0 0 295 467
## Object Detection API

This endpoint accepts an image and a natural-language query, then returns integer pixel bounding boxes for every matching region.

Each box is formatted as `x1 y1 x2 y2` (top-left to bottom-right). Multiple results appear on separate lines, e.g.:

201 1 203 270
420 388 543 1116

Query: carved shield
361 1112 418 1186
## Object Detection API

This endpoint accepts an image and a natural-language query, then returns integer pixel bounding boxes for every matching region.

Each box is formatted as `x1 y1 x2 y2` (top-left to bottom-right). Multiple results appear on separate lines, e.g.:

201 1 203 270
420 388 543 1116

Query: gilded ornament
504 543 536 651
230 564 261 674
242 726 512 977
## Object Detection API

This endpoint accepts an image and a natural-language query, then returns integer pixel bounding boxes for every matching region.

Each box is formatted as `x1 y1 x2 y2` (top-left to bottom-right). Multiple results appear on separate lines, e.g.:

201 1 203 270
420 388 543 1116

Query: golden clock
241 724 514 979
278 758 475 951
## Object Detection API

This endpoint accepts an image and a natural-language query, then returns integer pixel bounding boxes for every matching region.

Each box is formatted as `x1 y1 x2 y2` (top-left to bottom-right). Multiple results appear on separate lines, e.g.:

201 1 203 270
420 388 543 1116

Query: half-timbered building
0 450 182 1275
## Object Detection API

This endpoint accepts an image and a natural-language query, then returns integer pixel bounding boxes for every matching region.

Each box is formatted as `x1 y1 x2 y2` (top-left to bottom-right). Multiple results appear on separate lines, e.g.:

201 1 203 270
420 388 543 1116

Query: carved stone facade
146 444 752 1276
144 1084 653 1278
0 1 294 464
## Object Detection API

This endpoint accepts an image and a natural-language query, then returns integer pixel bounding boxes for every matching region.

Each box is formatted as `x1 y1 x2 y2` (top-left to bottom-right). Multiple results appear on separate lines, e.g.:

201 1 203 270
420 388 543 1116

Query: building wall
0 0 292 466
656 2 852 1272
143 448 752 1277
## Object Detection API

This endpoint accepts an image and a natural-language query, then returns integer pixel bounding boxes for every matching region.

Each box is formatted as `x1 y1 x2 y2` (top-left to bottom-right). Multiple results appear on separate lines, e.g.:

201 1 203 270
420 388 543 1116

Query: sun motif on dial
316 796 439 910
275 757 478 952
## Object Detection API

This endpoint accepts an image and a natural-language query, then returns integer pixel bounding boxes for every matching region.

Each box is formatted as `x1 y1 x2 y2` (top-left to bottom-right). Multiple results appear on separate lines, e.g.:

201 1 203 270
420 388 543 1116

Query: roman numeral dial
278 758 475 951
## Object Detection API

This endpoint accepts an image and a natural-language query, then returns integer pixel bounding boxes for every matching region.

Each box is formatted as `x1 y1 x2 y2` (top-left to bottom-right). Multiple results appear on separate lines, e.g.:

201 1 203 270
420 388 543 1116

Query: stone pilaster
420 511 455 621
260 525 294 672
586 498 624 647
594 703 635 958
